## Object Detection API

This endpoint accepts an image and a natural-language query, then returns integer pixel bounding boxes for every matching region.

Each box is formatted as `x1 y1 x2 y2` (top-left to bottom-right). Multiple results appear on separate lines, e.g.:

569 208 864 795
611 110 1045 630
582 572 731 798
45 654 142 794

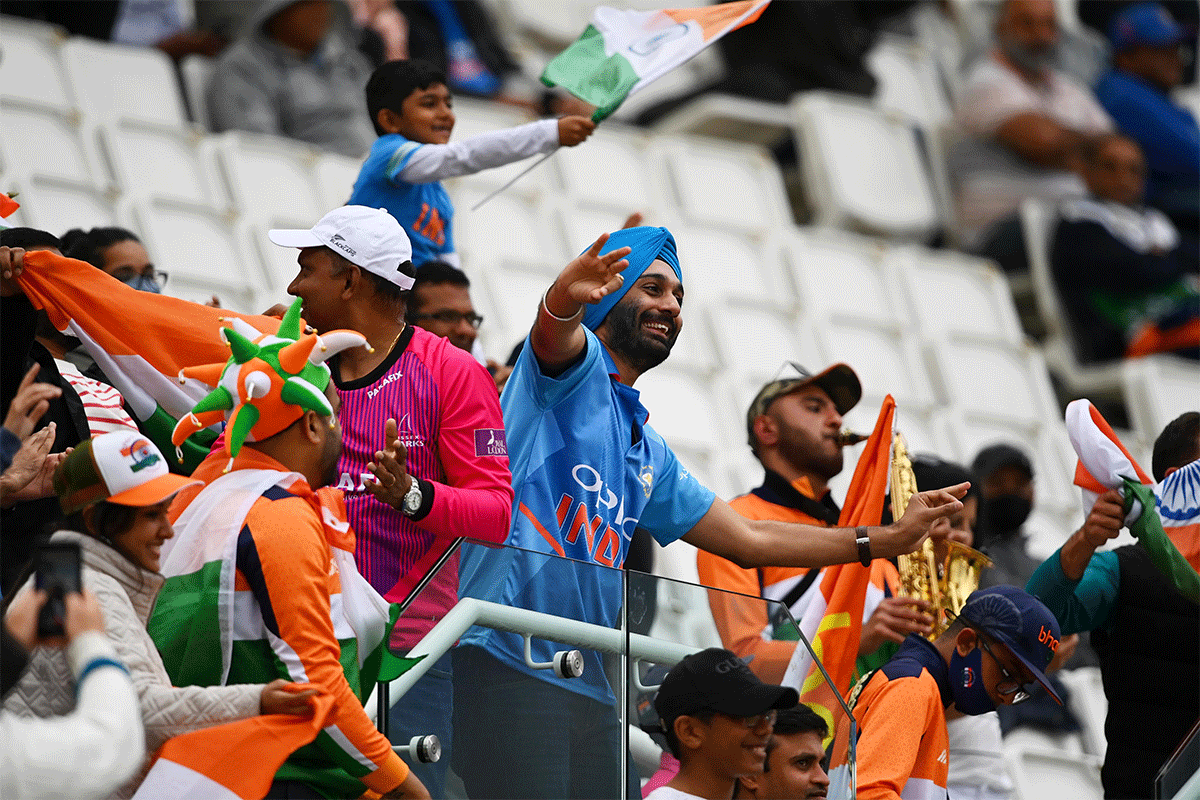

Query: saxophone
892 432 992 640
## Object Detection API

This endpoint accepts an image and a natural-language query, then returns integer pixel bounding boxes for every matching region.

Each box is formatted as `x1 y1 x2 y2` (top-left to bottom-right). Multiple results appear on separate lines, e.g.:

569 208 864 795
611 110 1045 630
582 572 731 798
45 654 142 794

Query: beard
999 36 1057 74
602 299 679 374
317 418 343 489
775 421 843 482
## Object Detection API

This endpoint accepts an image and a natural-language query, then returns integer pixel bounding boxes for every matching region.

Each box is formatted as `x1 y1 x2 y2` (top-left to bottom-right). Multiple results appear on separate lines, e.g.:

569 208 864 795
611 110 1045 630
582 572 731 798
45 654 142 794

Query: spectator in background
733 704 829 800
1 587 145 800
207 0 377 157
60 228 164 295
406 261 512 391
954 0 1112 268
1053 133 1199 364
3 0 226 59
647 648 799 800
1096 2 1200 241
1027 411 1199 799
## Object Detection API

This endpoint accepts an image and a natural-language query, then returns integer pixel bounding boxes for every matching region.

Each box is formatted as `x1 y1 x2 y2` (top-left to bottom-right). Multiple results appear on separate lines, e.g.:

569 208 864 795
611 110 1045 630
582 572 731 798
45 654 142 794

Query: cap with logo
1109 2 1186 51
54 430 202 515
654 647 799 725
746 362 862 444
268 205 415 290
956 585 1064 705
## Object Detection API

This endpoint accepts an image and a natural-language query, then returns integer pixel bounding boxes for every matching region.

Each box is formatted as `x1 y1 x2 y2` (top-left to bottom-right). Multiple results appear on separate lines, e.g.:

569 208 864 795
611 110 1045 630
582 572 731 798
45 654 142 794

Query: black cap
654 648 799 724
912 454 979 502
971 444 1033 482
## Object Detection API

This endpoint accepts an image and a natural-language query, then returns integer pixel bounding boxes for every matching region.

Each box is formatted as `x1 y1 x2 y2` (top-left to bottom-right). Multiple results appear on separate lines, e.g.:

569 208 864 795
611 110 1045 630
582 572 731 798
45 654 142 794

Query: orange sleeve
696 548 797 683
854 672 942 800
244 497 409 794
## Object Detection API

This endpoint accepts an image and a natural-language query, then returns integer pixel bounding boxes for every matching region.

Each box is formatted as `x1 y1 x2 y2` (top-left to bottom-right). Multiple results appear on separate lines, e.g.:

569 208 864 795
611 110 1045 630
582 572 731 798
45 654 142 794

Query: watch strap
855 526 872 567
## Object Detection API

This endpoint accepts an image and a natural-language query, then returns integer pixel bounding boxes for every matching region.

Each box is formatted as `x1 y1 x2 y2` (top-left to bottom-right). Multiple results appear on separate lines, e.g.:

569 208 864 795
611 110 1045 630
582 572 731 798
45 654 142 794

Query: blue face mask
124 274 161 294
949 646 997 715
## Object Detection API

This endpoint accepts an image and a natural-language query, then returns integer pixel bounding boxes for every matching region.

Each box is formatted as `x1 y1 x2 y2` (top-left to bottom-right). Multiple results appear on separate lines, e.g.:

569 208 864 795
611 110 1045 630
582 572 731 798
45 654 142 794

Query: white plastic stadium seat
866 34 953 131
786 228 907 328
713 302 817 388
211 132 324 227
650 135 792 234
791 91 942 241
61 38 188 127
0 15 73 110
1121 355 1200 447
1056 667 1108 759
5 173 116 233
555 125 657 214
1005 742 1103 800
129 198 266 313
476 258 562 345
651 94 794 151
928 336 1060 427
0 106 100 188
669 224 789 309
179 54 215 129
95 119 225 208
313 152 361 212
809 319 936 413
448 182 568 267
887 245 1024 346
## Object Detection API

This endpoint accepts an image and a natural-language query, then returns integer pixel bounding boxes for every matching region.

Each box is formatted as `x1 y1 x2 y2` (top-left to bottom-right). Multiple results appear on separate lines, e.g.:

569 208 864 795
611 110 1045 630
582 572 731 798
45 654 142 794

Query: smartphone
35 541 82 638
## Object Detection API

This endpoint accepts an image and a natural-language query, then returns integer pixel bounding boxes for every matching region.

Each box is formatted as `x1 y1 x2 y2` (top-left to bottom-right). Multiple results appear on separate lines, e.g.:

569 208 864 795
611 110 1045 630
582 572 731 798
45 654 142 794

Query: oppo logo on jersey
546 464 642 567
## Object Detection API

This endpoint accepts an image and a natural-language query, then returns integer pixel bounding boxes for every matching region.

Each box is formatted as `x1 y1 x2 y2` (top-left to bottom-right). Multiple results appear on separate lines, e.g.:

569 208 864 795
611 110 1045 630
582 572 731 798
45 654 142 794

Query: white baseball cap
268 206 415 290
54 431 202 515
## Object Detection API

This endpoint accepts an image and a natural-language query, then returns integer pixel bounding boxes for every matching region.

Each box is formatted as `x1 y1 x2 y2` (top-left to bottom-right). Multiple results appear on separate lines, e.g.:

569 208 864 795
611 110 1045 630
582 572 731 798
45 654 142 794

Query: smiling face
287 246 349 333
110 499 175 572
690 711 775 781
394 83 455 144
594 263 684 378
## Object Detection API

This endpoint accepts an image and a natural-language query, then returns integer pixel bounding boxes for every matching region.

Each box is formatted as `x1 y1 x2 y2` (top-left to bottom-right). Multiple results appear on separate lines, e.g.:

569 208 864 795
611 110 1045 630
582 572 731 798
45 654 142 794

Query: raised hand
364 417 413 510
1 423 64 507
557 115 596 147
1 245 26 297
552 232 631 312
859 596 935 655
876 482 971 558
4 365 61 441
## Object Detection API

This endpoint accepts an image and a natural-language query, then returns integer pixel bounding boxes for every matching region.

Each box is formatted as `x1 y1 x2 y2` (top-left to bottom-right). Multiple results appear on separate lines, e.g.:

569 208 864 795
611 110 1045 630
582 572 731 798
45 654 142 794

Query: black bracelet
855 526 872 567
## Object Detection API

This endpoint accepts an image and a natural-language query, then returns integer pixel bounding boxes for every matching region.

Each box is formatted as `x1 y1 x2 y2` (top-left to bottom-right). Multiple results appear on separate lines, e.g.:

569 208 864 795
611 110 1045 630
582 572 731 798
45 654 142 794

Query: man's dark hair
365 59 448 136
59 227 142 269
407 261 470 321
661 707 716 761
1152 411 1200 481
327 250 415 305
0 227 61 250
732 704 828 797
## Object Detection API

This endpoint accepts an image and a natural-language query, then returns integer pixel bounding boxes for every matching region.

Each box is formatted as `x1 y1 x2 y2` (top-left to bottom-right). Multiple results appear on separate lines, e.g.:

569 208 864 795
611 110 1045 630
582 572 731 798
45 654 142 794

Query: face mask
124 274 162 294
949 646 996 716
983 495 1032 532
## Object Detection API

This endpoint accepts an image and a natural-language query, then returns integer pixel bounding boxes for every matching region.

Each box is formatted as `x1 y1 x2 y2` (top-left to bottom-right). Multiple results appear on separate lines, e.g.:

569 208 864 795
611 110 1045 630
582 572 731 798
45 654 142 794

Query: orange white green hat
171 298 368 468
55 431 202 515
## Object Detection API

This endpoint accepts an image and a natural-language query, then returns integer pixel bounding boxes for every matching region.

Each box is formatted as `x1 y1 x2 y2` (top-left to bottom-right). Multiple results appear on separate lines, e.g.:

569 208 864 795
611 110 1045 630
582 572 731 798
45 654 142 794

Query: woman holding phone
3 430 318 798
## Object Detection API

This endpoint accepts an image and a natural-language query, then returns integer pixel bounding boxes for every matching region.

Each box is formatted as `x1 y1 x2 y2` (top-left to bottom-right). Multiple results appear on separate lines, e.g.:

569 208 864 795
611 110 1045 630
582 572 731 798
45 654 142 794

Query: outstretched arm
683 484 969 569
531 233 630 375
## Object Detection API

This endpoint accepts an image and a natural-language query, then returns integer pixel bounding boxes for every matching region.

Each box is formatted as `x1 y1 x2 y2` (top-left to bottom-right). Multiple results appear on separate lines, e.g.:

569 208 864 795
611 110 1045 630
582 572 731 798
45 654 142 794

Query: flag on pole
780 395 895 737
132 693 337 800
541 1 771 121
1065 399 1199 602
16 250 287 472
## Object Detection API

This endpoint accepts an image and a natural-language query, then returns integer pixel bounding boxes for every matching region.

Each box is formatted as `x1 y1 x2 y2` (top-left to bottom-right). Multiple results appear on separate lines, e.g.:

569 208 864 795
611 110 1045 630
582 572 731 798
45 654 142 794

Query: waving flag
1066 399 1199 602
781 395 895 737
132 694 337 800
542 1 771 121
16 250 286 472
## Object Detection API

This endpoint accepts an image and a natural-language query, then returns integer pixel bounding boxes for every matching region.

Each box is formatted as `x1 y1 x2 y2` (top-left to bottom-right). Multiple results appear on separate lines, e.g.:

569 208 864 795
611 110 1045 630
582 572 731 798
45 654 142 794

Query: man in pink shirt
268 205 513 797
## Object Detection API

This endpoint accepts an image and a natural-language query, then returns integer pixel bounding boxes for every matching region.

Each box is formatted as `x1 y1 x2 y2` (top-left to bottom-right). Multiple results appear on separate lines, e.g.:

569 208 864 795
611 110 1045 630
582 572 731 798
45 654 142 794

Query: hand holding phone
35 542 83 639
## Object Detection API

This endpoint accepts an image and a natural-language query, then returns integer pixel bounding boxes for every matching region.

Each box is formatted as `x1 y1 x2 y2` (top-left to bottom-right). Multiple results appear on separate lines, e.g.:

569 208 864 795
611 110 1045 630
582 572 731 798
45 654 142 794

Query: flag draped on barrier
541 1 771 121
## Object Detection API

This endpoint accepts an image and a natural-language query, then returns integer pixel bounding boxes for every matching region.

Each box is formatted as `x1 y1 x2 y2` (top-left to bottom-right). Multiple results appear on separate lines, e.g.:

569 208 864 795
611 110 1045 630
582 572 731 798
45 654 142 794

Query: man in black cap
972 443 1042 589
648 647 799 800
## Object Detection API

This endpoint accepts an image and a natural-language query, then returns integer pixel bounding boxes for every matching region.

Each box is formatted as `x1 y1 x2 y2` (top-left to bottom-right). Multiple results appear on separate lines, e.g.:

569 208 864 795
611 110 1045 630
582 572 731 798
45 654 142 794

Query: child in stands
350 59 595 267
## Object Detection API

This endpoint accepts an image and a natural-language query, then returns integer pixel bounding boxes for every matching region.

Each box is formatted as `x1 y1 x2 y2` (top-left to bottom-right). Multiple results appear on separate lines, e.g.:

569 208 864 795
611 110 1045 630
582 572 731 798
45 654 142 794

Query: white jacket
4 531 263 798
0 631 144 800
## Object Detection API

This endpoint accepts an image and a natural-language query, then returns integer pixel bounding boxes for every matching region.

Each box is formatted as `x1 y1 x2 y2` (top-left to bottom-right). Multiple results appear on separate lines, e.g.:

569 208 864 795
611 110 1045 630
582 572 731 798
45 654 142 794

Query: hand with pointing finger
365 418 413 510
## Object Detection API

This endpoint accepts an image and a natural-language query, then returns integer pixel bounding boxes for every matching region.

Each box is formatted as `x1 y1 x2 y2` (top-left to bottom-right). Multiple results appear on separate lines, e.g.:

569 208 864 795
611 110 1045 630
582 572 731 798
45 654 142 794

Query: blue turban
580 226 682 331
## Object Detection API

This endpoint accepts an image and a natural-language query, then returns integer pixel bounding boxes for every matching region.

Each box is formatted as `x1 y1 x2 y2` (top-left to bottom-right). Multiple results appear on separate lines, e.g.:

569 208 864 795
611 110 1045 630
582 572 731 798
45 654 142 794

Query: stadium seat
713 301 817 388
211 131 325 228
474 257 562 344
128 197 267 313
809 318 937 413
179 54 215 129
0 15 73 109
448 180 569 267
1004 740 1104 800
1121 355 1200 448
313 152 360 211
1020 198 1124 399
930 336 1061 426
5 173 117 233
556 205 651 258
650 134 792 234
60 38 188 127
791 90 942 242
636 365 736 457
887 244 1024 346
0 105 101 188
648 542 725 650
866 34 953 131
670 224 789 309
555 125 657 213
786 228 908 327
651 94 794 151
95 119 225 208
1057 667 1108 759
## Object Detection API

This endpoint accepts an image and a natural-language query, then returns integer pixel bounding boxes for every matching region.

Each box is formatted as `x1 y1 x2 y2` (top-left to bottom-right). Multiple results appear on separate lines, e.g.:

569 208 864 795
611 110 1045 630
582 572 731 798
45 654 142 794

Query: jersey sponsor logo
1039 626 1060 652
394 413 425 448
544 463 642 566
474 428 507 457
328 233 357 257
366 371 404 399
336 472 378 493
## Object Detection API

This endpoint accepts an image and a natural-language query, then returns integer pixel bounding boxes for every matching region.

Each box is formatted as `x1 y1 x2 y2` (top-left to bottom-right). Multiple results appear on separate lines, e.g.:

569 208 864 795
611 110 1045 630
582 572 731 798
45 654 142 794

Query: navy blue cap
654 648 798 722
1110 3 1186 51
957 585 1064 705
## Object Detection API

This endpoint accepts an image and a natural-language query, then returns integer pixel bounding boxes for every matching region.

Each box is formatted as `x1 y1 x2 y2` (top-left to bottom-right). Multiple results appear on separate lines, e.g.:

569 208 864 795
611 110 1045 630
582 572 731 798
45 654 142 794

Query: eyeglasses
412 310 483 328
979 638 1033 704
721 709 777 729
115 269 169 288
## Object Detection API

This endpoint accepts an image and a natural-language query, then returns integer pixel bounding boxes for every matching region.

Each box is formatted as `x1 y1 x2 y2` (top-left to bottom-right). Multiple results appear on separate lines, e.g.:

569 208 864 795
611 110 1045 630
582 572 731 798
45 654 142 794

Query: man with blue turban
452 228 971 799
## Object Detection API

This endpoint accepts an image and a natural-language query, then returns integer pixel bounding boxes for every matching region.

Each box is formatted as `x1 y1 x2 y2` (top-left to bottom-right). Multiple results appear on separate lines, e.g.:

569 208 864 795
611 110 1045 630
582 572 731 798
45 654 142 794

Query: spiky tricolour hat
171 298 368 469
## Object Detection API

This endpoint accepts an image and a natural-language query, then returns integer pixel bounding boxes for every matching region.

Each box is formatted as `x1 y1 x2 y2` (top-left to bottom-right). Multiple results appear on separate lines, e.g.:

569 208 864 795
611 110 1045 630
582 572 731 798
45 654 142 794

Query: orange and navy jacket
829 635 951 800
695 470 839 683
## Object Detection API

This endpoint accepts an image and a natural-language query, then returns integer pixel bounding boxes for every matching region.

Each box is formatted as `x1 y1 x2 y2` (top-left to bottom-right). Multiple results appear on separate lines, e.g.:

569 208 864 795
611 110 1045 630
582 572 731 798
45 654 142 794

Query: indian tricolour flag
541 1 771 121
133 694 337 800
1066 399 1199 601
781 395 896 738
17 250 286 472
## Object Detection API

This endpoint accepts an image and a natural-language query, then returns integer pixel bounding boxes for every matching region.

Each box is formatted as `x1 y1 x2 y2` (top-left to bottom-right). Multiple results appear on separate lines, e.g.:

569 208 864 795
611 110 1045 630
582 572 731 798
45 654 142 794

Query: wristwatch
400 479 423 517
855 526 872 567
